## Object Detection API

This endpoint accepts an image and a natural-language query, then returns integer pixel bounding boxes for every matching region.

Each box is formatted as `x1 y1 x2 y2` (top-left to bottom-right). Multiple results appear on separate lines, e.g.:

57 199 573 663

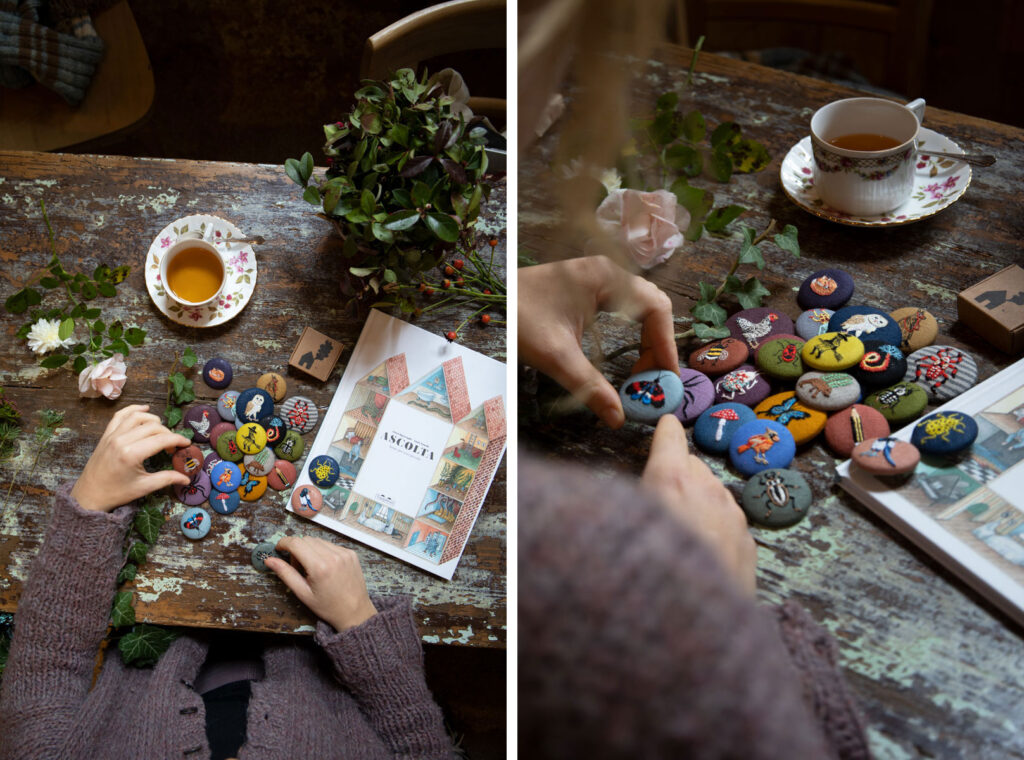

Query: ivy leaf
773 224 801 257
681 110 706 143
694 323 733 342
39 355 68 369
284 158 304 186
691 301 727 327
111 590 136 628
127 541 149 564
117 563 138 584
723 275 743 294
423 212 459 242
118 624 178 668
738 227 765 270
705 205 746 233
133 502 166 544
58 317 75 341
170 372 185 398
181 347 198 368
735 276 773 309
165 406 183 429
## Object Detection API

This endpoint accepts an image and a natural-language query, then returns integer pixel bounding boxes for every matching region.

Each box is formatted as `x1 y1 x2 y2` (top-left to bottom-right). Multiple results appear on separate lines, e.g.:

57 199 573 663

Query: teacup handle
181 227 214 243
906 98 926 123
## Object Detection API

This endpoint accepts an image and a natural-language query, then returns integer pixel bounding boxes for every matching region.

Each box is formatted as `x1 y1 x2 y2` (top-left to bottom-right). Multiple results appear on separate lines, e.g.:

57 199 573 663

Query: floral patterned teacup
158 237 227 308
810 97 926 216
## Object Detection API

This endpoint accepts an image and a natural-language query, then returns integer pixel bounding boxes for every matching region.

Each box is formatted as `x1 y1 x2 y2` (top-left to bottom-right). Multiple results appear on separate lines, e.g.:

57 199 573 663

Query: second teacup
810 97 925 216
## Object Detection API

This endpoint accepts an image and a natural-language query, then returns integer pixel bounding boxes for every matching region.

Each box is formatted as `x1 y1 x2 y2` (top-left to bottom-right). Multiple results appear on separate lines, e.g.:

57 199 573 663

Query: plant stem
686 35 705 88
602 328 696 364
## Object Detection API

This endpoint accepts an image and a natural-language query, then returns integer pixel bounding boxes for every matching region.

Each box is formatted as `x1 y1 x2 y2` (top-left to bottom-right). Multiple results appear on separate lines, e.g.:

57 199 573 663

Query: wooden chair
680 0 934 97
0 0 154 152
360 0 506 125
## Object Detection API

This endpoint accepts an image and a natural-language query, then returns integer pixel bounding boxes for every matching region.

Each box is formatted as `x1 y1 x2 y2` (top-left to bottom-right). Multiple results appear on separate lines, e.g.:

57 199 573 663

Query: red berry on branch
418 282 426 292
443 279 451 289
481 314 491 325
424 287 435 295
456 277 464 286
489 239 498 247
483 288 492 295
445 265 455 275
445 331 457 342
453 259 464 270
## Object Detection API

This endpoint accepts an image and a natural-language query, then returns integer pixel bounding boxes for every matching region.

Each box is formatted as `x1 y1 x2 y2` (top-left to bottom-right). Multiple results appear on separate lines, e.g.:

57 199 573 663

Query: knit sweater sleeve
0 482 133 760
313 597 455 760
519 456 868 760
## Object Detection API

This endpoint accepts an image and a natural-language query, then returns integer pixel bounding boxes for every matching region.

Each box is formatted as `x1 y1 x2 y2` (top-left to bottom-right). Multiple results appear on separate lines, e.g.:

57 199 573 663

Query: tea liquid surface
166 247 223 303
828 133 902 151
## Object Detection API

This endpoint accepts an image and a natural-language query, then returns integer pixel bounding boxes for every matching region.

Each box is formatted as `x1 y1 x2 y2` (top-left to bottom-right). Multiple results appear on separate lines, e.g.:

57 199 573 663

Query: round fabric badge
183 404 219 444
693 403 758 455
237 472 268 501
180 507 212 540
828 306 902 347
741 468 813 528
202 451 224 476
174 470 212 506
171 445 203 478
797 269 854 309
687 338 748 376
620 370 684 424
754 392 826 445
823 404 891 457
209 421 236 449
726 308 795 351
904 345 978 402
795 309 835 341
308 454 341 488
202 357 233 389
279 396 319 434
274 429 305 462
215 429 244 462
291 483 323 518
713 365 771 407
672 368 715 425
258 372 287 401
863 382 929 424
210 460 243 492
755 336 805 380
852 437 920 476
795 371 860 412
209 488 241 515
235 423 267 455
801 332 865 371
263 415 288 445
728 419 796 476
251 541 282 572
245 447 278 477
267 460 297 491
889 307 939 353
216 390 240 422
235 387 275 425
911 411 978 455
849 340 907 391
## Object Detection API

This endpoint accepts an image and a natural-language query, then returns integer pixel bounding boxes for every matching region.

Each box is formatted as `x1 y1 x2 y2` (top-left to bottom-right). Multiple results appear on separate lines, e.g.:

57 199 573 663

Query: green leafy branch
163 347 198 435
2 408 64 515
3 200 146 373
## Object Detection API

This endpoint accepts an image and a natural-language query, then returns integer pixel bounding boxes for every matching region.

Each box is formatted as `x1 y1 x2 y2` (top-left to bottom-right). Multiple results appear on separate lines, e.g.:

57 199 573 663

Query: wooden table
519 48 1024 758
0 152 506 648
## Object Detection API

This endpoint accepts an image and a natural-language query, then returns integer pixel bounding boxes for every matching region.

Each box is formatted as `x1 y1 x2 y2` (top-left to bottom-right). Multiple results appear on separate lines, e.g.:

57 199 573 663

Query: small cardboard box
288 326 344 381
957 265 1024 354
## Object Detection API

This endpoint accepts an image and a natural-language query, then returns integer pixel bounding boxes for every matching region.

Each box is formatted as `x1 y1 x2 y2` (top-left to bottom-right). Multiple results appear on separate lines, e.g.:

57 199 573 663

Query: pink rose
593 189 689 270
78 354 128 399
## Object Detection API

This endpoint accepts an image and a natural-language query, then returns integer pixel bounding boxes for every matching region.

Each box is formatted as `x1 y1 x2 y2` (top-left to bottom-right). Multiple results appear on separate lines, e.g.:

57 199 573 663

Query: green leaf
371 222 395 244
723 275 743 294
107 321 123 339
711 121 741 149
738 227 766 270
694 323 732 342
709 149 733 182
681 110 706 142
128 541 149 564
84 308 101 319
125 327 146 347
698 281 717 302
92 319 105 334
5 288 41 314
165 405 183 429
383 268 397 284
170 373 185 398
118 624 178 668
174 379 195 405
181 347 198 368
302 186 321 205
39 355 68 369
285 158 304 186
383 209 421 231
39 277 60 289
323 183 342 215
735 276 772 310
133 502 166 544
58 317 75 341
691 301 727 327
655 91 678 112
300 151 314 183
729 138 771 173
423 212 459 242
649 110 680 146
349 266 378 277
360 189 376 217
81 282 98 300
664 145 702 177
773 224 801 257
111 591 136 628
117 563 137 584
97 282 116 298
411 181 432 208
705 205 746 233
107 339 130 356
72 356 87 373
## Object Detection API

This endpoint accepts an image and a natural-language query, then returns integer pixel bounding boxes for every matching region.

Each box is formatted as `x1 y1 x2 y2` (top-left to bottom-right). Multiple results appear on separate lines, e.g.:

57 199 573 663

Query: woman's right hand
641 415 757 595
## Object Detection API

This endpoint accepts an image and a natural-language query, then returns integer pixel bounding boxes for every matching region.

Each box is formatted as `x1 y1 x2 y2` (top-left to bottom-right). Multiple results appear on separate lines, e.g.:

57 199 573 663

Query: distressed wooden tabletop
520 48 1024 758
0 152 506 648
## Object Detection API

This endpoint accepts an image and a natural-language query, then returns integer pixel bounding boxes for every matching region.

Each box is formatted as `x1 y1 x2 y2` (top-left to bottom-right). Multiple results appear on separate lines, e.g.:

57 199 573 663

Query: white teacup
158 236 226 307
810 97 926 216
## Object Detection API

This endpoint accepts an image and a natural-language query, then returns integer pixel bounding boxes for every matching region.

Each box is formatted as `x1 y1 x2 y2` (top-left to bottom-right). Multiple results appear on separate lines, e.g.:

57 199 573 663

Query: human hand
641 415 757 595
266 536 378 632
70 405 192 512
518 256 678 429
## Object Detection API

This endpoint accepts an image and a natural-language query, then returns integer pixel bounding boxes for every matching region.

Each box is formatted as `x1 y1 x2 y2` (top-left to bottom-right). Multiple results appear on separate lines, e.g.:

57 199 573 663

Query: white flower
78 354 128 399
593 188 690 270
26 318 74 354
597 168 623 194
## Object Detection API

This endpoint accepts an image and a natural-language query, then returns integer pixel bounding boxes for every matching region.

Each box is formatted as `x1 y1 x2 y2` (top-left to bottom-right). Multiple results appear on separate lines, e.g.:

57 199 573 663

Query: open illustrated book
288 310 506 580
837 356 1024 628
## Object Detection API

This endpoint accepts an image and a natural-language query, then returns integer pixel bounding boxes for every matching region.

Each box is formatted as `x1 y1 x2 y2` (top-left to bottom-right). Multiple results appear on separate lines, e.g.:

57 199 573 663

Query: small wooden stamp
288 327 344 381
958 265 1024 354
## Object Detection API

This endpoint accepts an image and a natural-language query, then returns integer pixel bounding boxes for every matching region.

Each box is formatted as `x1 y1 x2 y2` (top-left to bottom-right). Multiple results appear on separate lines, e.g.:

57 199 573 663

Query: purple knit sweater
519 457 870 759
0 484 455 759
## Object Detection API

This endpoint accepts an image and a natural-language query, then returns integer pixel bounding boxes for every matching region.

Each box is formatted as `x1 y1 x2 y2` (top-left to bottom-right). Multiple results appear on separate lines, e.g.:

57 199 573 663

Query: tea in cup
810 97 925 216
159 238 226 307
